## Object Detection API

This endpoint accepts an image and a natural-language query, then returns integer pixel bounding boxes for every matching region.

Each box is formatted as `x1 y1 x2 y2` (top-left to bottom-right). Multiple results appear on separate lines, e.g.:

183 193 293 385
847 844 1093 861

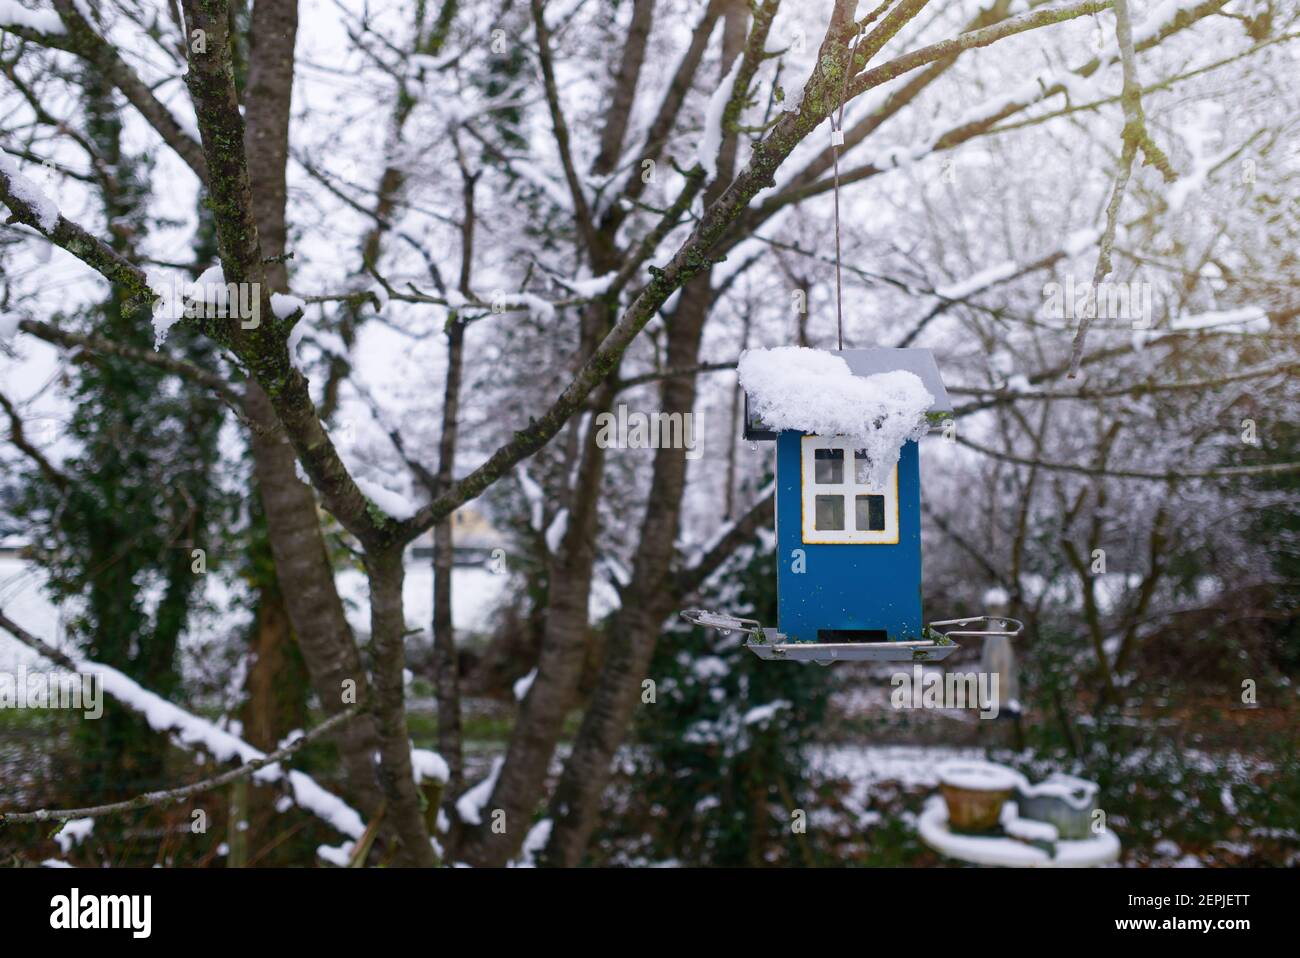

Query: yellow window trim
799 435 900 545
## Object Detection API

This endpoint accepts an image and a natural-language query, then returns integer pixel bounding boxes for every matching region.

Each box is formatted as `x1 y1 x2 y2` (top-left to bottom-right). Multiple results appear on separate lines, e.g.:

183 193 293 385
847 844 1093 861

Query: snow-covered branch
0 708 358 826
0 610 366 840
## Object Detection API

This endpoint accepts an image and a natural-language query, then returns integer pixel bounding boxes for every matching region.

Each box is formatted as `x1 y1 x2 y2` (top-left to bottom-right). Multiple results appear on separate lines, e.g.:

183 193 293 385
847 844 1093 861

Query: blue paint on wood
775 433 923 641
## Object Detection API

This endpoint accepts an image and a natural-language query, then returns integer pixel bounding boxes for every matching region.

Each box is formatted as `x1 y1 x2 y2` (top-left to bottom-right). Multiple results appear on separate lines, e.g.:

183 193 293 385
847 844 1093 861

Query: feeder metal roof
743 346 952 441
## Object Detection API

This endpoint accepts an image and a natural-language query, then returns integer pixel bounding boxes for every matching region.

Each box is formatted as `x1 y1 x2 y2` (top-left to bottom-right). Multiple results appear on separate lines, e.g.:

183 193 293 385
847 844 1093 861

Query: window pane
856 494 886 531
814 448 843 484
815 495 844 530
854 450 875 485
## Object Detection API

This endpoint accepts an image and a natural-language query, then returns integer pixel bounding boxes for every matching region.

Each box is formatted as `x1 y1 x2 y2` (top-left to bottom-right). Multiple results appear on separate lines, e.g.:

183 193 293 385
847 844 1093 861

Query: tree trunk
455 386 615 866
723 309 752 519
245 385 383 816
365 546 437 866
432 515 463 778
591 0 656 175
237 568 310 864
243 0 296 284
238 0 383 818
227 778 249 869
540 4 749 865
241 574 309 751
433 318 467 799
540 276 714 866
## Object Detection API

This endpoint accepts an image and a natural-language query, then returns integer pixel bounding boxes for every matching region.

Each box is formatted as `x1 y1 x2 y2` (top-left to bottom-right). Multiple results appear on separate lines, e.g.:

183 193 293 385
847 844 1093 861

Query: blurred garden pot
936 760 1022 833
1016 774 1099 840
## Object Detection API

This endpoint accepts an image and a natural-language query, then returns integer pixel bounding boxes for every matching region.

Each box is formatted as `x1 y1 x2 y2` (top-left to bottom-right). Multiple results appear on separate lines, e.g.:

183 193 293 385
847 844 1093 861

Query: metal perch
681 609 1022 664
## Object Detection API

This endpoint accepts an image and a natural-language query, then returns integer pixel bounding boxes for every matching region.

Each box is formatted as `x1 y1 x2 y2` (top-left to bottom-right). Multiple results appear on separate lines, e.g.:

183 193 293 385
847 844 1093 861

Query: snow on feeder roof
738 346 951 488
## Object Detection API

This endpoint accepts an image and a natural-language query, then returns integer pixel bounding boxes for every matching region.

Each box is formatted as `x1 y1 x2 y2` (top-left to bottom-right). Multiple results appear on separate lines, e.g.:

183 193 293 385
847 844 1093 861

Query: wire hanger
829 25 863 352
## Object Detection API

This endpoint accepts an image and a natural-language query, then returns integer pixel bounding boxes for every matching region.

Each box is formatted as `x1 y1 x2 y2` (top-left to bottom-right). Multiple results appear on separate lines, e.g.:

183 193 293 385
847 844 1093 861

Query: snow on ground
809 743 985 806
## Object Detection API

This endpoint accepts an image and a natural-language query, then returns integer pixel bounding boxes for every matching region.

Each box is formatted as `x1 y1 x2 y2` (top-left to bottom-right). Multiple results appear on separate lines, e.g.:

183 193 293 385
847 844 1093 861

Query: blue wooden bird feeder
683 346 1021 663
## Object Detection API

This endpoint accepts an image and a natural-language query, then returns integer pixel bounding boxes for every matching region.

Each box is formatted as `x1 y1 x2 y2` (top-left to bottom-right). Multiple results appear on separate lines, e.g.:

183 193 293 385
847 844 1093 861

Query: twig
17 319 241 407
614 361 738 392
0 389 70 490
947 359 1300 404
0 710 357 825
529 0 598 253
1066 0 1176 378
0 608 366 839
954 434 1300 481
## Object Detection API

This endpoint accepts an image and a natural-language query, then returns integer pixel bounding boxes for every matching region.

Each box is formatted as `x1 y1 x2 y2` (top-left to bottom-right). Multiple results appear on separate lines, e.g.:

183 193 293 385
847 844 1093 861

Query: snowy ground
809 743 985 799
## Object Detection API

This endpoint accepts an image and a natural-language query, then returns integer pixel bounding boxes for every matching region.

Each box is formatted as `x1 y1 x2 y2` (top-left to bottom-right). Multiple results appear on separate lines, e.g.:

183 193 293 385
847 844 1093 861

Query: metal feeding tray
681 610 958 664
745 634 960 663
681 610 1023 665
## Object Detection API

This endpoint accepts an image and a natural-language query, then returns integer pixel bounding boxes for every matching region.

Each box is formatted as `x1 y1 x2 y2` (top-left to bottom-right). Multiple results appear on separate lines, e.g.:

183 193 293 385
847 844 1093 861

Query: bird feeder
682 346 1021 663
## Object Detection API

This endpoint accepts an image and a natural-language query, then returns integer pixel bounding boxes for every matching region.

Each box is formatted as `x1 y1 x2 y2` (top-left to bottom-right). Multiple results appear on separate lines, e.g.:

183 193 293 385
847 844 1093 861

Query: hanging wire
830 27 862 352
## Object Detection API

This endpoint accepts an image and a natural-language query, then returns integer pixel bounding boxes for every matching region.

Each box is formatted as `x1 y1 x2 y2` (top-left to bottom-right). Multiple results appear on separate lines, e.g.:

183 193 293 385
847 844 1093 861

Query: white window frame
799 435 899 544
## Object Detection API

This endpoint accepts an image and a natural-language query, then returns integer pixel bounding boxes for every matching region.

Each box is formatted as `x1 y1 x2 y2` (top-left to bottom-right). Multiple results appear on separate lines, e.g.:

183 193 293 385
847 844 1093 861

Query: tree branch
948 360 1300 406
592 0 657 175
954 434 1300 481
0 709 358 826
848 0 1112 100
18 319 242 407
530 0 600 257
746 0 1226 227
11 0 212 183
674 490 775 597
1066 0 1175 378
0 389 69 490
615 360 738 393
398 0 1118 539
601 0 722 234
0 172 157 306
0 609 366 839
177 0 394 545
